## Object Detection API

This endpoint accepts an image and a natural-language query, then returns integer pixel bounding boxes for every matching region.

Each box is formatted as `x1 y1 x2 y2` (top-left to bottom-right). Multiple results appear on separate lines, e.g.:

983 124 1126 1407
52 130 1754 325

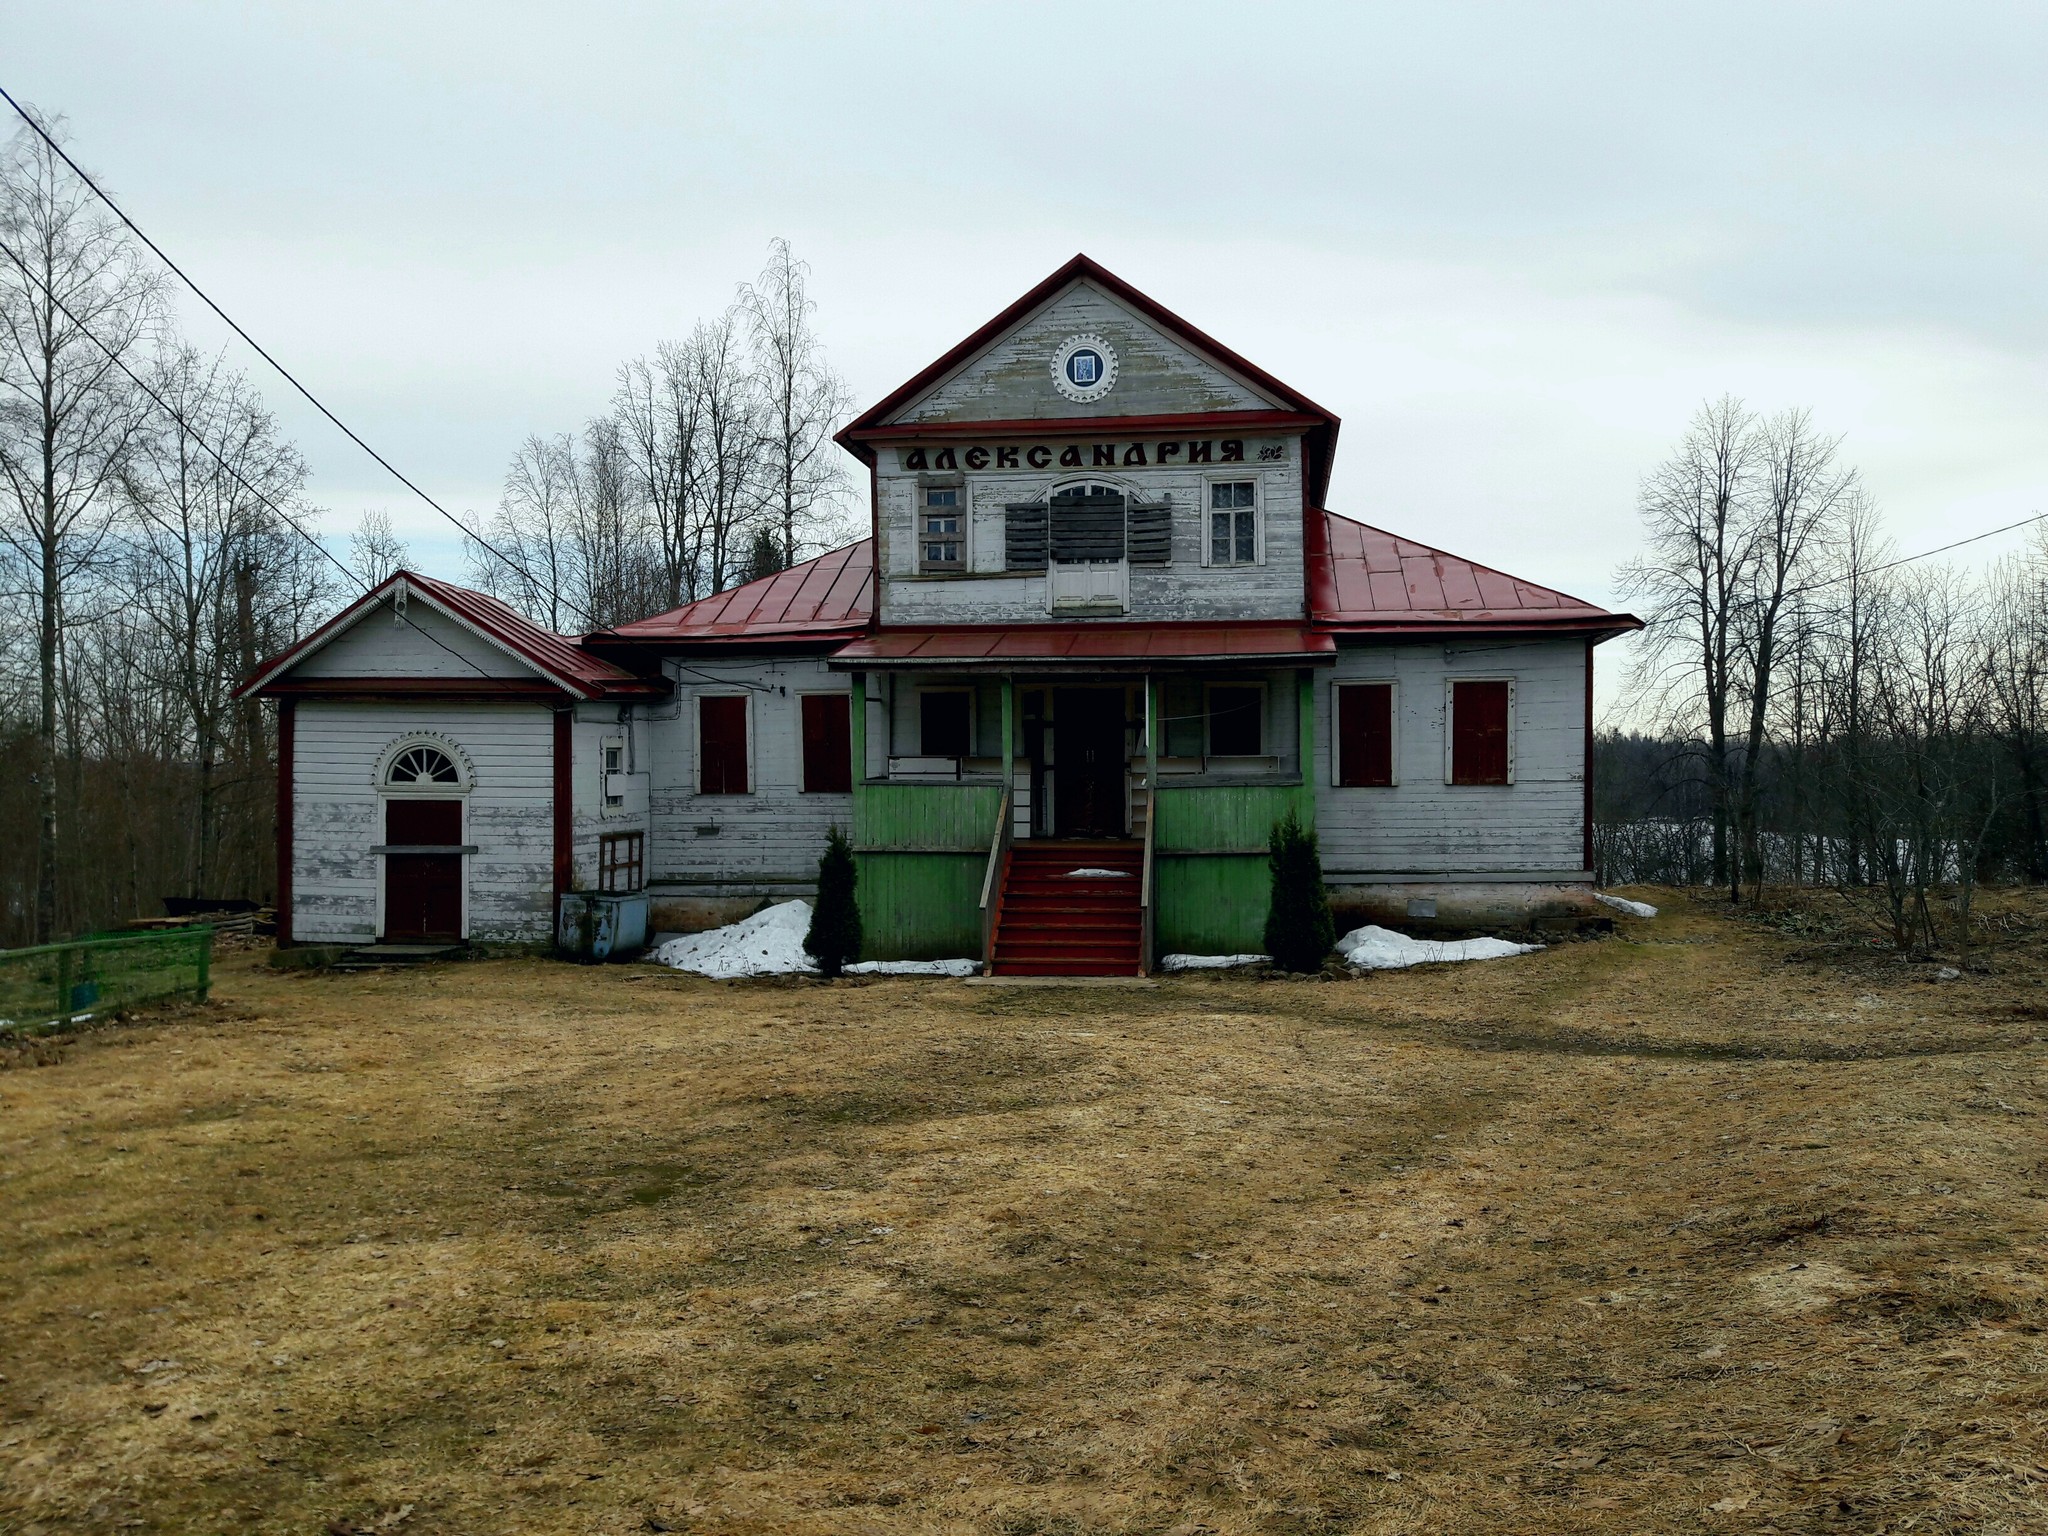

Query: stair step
998 937 1138 950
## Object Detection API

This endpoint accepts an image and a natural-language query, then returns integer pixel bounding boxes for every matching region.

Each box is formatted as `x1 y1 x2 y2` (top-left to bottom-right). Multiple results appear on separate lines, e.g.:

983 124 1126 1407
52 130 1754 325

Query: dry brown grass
3 890 2046 1535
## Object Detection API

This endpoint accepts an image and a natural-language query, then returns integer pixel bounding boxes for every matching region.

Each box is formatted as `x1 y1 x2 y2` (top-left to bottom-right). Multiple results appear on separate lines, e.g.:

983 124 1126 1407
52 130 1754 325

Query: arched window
387 744 460 786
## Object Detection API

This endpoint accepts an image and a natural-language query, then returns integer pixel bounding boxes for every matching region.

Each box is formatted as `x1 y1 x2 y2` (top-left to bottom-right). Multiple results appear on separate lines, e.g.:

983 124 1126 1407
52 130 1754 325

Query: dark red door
385 799 462 942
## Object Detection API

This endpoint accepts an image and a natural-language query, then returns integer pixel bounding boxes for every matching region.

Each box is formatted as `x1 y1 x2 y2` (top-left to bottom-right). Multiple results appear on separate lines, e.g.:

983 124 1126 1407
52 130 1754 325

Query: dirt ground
3 891 2045 1536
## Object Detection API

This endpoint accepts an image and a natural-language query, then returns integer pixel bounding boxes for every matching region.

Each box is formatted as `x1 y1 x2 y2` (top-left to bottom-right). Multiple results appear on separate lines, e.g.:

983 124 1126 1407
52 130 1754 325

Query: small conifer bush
804 825 863 978
1264 809 1335 972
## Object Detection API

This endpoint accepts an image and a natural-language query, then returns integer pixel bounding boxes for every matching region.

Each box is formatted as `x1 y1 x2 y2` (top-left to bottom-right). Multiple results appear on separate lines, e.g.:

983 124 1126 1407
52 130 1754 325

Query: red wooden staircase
990 841 1144 976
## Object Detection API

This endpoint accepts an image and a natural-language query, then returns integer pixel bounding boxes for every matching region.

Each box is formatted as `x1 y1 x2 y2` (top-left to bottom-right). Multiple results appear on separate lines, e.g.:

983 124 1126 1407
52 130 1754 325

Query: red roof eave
828 621 1336 668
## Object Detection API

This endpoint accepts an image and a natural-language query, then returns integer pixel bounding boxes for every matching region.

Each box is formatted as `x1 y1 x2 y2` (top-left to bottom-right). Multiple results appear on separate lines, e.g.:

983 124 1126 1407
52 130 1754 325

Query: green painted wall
1149 675 1320 956
850 772 1000 960
855 782 1002 851
855 853 985 959
1154 782 1312 853
1156 853 1270 954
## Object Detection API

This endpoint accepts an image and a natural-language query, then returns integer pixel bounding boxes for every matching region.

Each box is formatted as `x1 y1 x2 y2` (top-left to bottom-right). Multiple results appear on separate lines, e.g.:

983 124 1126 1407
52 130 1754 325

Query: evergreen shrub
1264 809 1335 972
804 825 863 977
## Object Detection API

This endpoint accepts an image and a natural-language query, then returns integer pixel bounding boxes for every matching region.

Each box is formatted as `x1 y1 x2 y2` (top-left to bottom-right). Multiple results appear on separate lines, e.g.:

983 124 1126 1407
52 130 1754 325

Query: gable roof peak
837 254 1341 503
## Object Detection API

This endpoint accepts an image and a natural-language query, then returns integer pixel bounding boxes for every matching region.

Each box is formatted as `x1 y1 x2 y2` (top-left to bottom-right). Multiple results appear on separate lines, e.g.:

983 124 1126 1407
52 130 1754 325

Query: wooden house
242 255 1639 972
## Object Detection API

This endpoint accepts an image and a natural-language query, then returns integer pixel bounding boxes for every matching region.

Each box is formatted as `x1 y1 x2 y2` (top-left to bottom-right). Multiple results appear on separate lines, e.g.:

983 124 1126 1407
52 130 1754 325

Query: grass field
3 891 2045 1535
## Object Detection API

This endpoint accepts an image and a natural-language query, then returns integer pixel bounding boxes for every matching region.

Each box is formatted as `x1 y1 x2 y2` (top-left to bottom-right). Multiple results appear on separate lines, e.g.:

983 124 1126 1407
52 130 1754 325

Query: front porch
840 655 1324 969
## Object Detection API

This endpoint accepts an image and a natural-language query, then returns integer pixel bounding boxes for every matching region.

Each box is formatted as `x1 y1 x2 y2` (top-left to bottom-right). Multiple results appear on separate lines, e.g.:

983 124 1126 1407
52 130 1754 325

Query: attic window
387 745 458 785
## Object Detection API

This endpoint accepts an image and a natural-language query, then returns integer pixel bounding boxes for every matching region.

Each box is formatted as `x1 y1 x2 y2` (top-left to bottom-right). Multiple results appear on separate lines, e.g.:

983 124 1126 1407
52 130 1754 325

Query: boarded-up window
1005 501 1048 570
1050 485 1126 563
1336 683 1394 786
1208 685 1264 757
699 695 749 794
921 690 971 758
801 693 852 793
1450 680 1511 785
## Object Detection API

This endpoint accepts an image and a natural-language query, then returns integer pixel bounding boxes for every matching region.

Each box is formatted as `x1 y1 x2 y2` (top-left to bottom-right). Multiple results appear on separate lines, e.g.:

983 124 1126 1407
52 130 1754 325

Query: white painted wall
1314 638 1590 879
875 438 1307 627
291 595 543 680
645 655 853 893
292 700 557 943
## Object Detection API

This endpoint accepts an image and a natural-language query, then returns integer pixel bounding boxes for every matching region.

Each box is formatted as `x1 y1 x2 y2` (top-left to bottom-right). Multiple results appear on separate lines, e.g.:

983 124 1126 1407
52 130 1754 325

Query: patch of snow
1062 867 1132 878
1336 924 1541 971
845 958 980 977
650 900 817 978
1161 953 1268 971
1595 893 1659 918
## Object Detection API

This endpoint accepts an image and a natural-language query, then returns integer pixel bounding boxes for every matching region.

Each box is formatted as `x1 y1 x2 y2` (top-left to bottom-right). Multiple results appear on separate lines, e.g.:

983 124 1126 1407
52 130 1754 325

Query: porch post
850 672 867 846
1001 674 1015 803
1297 669 1316 826
1145 673 1158 788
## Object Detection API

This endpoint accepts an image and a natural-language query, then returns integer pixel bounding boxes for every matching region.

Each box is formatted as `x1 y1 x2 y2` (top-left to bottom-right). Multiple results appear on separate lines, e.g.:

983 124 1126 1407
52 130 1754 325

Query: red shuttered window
801 693 852 794
1336 683 1395 787
1450 680 1512 785
699 696 749 795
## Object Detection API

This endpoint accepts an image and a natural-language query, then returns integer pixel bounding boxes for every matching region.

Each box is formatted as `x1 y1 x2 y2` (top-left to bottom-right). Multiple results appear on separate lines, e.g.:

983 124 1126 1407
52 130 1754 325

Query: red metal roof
600 538 874 644
239 570 665 699
1309 511 1640 636
831 621 1334 668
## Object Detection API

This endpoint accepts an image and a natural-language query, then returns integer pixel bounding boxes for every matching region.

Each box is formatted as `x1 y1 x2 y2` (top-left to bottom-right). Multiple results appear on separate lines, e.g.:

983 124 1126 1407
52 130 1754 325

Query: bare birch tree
1618 395 1760 896
0 112 160 941
743 239 852 568
349 509 409 587
119 345 309 897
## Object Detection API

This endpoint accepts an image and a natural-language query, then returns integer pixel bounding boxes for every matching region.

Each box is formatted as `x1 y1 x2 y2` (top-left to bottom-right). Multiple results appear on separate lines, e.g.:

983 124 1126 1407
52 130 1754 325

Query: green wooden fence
0 929 212 1033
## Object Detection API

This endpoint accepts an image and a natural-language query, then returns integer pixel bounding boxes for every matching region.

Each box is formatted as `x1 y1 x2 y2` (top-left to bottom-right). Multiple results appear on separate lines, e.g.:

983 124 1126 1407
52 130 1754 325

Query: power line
0 83 596 631
0 231 535 694
1798 510 2046 594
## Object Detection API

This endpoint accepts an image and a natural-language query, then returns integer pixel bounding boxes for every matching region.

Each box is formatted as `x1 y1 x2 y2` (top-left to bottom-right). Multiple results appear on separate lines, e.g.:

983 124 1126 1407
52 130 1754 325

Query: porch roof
829 620 1335 670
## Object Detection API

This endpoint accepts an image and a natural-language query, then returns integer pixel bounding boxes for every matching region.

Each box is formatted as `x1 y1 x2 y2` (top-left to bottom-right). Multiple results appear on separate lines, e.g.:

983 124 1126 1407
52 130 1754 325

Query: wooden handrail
1138 780 1156 975
980 787 1013 973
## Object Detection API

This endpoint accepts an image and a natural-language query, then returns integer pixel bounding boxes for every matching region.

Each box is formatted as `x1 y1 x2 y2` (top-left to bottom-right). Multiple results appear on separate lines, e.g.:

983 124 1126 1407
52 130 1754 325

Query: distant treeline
1600 396 2047 950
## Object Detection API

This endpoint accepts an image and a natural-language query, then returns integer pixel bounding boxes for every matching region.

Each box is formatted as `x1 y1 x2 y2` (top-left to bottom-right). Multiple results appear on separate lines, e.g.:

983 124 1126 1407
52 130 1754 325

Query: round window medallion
1051 334 1118 403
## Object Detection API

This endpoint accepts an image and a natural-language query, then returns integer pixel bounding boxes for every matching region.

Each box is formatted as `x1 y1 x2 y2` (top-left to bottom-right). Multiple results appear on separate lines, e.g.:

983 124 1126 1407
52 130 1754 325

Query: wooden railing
978 787 1013 975
1138 780 1156 975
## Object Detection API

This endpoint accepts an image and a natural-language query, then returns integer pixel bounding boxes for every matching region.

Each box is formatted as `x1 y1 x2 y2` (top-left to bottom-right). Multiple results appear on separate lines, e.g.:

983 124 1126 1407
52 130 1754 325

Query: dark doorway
1053 689 1126 838
384 798 462 942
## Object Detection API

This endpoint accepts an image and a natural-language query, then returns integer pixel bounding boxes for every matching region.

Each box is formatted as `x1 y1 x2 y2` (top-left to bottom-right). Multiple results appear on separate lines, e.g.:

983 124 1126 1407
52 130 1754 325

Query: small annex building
242 255 1639 972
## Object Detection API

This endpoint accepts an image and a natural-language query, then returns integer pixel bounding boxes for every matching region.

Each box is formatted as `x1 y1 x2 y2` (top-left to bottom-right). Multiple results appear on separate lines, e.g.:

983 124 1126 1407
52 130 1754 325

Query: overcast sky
12 2 2046 713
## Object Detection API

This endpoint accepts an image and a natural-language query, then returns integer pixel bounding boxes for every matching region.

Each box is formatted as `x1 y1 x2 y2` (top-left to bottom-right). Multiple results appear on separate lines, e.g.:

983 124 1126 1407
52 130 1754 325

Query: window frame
1203 680 1268 760
598 830 645 893
1332 680 1399 787
1201 474 1263 569
915 685 976 760
695 691 754 796
1444 677 1516 786
916 476 967 574
798 690 854 794
600 733 626 808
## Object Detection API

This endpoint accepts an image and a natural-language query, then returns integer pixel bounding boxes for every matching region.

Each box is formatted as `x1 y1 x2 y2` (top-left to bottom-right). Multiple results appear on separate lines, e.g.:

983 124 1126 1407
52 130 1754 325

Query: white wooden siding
1313 640 1588 878
876 440 1306 627
292 700 556 943
645 656 853 890
291 595 542 680
569 706 649 892
897 281 1274 424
